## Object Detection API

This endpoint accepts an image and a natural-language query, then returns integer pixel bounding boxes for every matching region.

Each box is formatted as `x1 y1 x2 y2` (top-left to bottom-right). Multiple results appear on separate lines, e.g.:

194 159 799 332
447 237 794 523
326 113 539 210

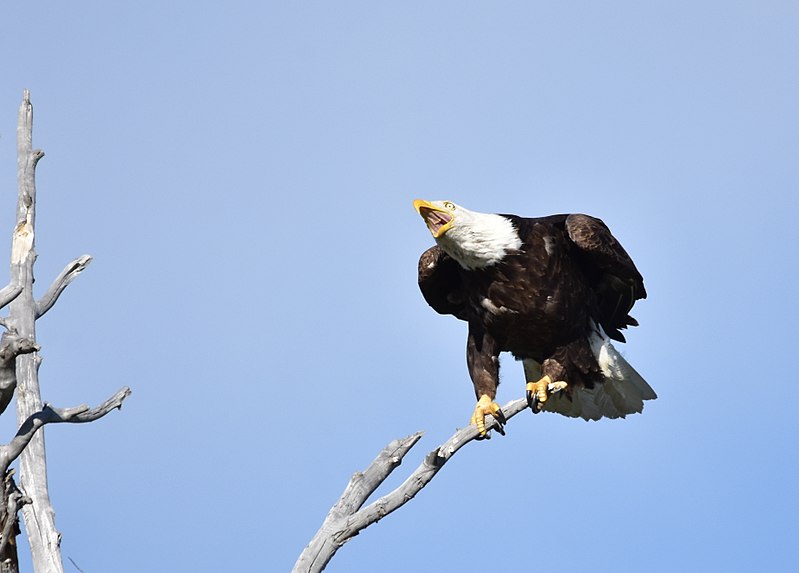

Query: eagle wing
418 246 469 320
565 214 646 342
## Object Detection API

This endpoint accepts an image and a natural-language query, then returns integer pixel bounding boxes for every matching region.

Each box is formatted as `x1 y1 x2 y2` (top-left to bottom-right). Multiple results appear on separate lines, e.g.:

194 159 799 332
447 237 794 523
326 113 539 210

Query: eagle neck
437 213 522 270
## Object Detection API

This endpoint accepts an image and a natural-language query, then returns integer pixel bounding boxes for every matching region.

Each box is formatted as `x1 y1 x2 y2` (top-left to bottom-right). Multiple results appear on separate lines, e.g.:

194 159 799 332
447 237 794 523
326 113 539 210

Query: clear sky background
1 2 797 572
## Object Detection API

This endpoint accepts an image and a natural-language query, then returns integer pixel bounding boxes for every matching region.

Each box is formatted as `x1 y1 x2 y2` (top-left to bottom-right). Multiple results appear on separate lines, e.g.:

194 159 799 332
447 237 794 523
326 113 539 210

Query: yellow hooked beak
413 199 455 239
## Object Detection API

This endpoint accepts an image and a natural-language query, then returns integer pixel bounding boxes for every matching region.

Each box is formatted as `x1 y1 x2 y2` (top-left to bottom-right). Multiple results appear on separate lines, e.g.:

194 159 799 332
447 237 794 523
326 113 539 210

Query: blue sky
1 2 797 571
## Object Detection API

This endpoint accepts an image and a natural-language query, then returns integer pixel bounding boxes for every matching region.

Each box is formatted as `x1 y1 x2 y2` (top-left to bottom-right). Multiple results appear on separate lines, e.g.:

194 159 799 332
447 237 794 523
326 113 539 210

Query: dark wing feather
565 214 646 342
418 246 468 320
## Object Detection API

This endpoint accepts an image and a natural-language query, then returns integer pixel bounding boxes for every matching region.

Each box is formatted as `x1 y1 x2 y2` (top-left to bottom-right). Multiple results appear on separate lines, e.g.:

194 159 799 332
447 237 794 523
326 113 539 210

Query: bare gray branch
293 433 423 573
292 397 529 573
1 387 131 472
35 256 92 319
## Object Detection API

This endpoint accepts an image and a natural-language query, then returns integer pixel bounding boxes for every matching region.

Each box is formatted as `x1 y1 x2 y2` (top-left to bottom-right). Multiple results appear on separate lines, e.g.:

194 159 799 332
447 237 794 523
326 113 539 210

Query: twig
292 397 528 573
67 557 85 573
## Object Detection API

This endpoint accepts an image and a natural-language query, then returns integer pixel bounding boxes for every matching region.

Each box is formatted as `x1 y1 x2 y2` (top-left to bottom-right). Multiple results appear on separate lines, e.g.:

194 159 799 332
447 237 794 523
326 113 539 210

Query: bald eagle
414 199 656 436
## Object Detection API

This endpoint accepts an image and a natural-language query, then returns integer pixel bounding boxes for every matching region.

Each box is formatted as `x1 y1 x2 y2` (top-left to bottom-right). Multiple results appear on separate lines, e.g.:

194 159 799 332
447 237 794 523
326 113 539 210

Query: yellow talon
526 375 552 405
526 376 567 411
469 394 506 437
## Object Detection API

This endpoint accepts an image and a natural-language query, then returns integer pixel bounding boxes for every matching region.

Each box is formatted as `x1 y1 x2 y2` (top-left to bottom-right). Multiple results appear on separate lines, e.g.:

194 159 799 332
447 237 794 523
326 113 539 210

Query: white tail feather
522 327 656 421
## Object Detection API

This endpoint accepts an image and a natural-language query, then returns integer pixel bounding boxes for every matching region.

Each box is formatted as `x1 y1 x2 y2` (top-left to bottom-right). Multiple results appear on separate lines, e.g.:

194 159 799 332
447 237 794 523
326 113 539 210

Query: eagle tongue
421 207 452 235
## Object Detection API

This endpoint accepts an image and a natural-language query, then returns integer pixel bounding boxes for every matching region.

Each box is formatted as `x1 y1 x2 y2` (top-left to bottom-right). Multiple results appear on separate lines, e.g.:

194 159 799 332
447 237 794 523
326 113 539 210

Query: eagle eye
443 201 456 211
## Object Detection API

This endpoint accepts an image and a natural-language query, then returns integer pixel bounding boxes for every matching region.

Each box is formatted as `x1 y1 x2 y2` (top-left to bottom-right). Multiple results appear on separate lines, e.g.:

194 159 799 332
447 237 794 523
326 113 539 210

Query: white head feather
415 200 522 270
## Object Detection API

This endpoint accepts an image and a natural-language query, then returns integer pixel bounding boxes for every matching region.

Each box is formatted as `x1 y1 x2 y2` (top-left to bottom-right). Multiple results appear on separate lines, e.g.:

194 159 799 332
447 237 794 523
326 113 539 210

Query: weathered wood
1 387 132 473
0 384 128 573
8 89 63 573
35 256 92 319
0 471 26 573
292 397 529 573
0 333 38 417
2 91 131 573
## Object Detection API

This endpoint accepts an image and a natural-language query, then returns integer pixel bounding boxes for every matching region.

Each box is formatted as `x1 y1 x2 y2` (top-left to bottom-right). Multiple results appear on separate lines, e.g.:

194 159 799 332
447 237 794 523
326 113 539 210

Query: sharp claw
491 419 506 436
527 376 564 414
495 408 507 425
492 409 506 435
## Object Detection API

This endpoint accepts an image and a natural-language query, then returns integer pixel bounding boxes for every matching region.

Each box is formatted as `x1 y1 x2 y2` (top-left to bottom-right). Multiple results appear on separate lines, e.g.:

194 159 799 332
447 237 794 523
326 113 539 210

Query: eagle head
413 199 522 270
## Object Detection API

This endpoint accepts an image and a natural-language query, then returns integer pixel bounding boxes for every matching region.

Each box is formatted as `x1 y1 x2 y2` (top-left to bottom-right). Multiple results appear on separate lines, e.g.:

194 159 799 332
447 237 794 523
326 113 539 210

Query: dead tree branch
0 387 131 473
35 256 93 319
292 397 529 573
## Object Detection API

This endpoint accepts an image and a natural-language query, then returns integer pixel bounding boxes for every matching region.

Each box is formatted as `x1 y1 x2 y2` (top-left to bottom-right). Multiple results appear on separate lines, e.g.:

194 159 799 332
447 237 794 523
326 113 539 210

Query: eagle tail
587 328 656 419
543 327 656 421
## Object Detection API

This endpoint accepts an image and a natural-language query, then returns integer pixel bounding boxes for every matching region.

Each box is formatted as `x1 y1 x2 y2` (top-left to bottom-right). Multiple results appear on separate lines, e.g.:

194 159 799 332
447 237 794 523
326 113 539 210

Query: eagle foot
526 376 568 413
470 394 506 439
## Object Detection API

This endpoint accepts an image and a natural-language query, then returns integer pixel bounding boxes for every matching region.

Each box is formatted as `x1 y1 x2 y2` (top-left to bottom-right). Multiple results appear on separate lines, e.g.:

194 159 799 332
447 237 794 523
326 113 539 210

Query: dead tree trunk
0 91 131 573
9 88 58 573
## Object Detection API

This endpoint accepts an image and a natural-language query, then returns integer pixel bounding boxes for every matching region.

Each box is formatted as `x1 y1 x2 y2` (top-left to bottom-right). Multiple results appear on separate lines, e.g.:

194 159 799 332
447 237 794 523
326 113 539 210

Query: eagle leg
470 394 506 439
526 376 568 413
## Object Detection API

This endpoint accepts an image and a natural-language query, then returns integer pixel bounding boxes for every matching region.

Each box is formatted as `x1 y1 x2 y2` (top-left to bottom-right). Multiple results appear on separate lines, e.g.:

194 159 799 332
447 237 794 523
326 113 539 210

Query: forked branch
292 397 529 573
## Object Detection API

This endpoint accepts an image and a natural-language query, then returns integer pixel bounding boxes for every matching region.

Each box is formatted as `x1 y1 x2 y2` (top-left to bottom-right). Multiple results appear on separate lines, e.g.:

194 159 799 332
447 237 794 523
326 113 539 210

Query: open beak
413 199 454 238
